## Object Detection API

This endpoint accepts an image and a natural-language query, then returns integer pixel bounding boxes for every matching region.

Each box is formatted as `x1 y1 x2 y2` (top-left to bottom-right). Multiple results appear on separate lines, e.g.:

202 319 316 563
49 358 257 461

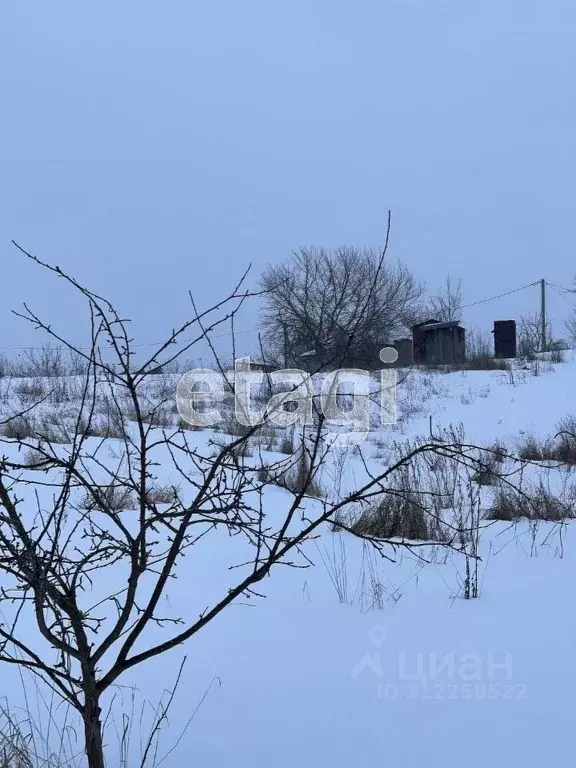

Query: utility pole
540 278 547 352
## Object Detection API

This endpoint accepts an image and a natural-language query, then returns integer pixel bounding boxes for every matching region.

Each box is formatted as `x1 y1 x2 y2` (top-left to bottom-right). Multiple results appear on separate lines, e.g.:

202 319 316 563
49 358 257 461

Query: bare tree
565 315 576 346
564 275 576 345
428 276 463 323
519 311 551 357
0 242 519 766
260 240 423 370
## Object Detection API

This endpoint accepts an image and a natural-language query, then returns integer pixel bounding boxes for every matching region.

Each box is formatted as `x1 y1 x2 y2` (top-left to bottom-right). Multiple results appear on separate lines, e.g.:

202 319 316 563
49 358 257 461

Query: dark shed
493 320 517 359
412 320 466 365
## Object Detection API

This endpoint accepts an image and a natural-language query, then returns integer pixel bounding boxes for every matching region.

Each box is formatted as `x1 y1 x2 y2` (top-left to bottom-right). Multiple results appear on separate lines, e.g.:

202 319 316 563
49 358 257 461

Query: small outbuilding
493 320 517 359
412 319 466 365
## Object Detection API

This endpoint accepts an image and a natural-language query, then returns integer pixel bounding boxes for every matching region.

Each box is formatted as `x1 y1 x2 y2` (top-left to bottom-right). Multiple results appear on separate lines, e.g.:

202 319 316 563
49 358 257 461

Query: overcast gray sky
1 1 575 360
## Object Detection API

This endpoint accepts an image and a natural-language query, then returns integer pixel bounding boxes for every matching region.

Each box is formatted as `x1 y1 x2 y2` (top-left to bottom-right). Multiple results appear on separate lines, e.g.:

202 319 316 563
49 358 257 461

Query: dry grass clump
450 355 510 372
517 417 576 466
349 459 449 542
0 414 37 441
486 482 576 522
146 485 179 505
471 448 504 486
259 450 323 498
350 490 446 540
82 484 136 513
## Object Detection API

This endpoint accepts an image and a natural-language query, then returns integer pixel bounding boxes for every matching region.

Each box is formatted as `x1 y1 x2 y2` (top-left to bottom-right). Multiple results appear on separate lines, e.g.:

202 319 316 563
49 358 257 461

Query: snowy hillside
167 355 576 767
0 353 575 767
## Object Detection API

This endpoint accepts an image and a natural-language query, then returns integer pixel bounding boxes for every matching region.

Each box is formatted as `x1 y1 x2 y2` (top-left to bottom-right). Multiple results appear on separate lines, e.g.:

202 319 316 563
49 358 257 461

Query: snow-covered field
0 354 575 766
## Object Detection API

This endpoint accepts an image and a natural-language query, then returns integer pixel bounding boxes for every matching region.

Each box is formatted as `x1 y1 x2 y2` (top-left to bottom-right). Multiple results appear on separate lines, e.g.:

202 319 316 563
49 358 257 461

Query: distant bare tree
564 276 576 345
519 311 550 357
260 229 423 370
565 315 576 346
466 328 492 357
428 276 463 322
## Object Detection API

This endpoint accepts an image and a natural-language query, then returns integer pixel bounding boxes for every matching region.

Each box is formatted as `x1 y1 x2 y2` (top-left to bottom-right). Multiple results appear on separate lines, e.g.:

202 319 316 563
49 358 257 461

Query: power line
548 282 576 310
546 280 576 296
461 280 540 310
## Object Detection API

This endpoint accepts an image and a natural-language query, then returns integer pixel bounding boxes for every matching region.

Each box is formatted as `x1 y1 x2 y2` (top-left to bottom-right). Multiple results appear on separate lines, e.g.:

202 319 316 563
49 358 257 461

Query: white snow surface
1 355 575 766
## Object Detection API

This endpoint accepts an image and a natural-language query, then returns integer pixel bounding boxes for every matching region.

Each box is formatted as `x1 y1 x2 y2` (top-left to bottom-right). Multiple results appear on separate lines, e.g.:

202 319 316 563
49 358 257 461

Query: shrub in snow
486 482 576 522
